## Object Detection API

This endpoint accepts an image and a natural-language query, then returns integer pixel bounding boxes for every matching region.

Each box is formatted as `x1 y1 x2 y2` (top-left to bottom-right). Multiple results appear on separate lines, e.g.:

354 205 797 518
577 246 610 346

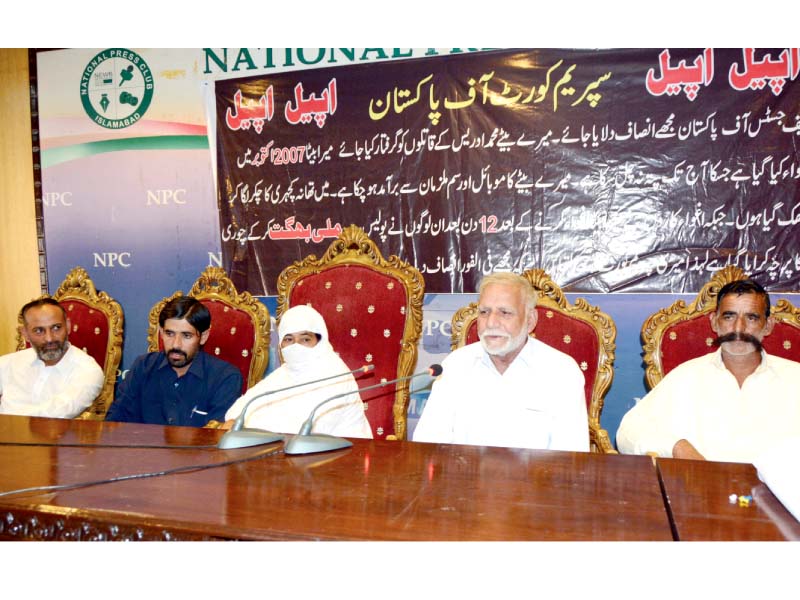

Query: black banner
216 48 800 294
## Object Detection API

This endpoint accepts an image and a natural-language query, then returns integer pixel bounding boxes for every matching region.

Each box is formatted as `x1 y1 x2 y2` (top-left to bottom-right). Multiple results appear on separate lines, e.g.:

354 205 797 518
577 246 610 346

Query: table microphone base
284 434 353 455
217 428 284 450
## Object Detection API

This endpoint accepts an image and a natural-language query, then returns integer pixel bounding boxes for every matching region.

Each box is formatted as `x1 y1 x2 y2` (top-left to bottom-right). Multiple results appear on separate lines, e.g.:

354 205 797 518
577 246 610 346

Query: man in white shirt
617 279 800 463
0 297 104 418
413 272 589 452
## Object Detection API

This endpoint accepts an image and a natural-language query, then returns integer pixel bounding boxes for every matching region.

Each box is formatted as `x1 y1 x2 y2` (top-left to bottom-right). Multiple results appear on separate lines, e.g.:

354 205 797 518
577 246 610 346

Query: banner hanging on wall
37 48 476 369
215 48 800 294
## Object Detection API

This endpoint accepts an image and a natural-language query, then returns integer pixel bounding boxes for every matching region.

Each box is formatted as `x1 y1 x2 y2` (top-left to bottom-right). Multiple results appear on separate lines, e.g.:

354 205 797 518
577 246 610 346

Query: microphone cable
0 444 284 500
0 441 221 449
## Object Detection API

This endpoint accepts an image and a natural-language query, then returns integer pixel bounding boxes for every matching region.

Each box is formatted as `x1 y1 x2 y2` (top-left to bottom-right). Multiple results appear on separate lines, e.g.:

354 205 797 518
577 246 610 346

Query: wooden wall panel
0 49 41 354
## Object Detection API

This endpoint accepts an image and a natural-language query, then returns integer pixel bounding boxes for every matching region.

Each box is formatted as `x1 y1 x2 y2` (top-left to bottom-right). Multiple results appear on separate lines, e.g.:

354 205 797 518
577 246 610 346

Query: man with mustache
617 279 800 462
106 296 242 426
413 272 589 451
0 297 103 417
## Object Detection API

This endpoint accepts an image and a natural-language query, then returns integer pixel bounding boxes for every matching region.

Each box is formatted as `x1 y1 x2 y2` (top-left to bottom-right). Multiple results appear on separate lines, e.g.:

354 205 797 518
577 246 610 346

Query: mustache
713 332 763 351
480 329 511 339
37 340 64 350
168 350 188 358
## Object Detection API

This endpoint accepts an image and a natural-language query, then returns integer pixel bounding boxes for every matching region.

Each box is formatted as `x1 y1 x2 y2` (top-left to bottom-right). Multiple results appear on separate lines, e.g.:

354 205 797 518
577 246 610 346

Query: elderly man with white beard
412 272 589 452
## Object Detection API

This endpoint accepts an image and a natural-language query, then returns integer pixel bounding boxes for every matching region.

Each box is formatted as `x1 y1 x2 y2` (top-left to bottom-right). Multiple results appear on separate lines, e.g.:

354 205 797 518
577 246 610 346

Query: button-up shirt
413 337 589 452
0 345 103 418
616 349 800 463
106 351 242 427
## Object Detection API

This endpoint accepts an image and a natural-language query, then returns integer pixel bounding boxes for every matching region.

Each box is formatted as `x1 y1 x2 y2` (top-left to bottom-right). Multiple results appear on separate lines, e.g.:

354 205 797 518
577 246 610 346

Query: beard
166 349 193 368
713 332 763 355
480 326 530 357
34 339 68 363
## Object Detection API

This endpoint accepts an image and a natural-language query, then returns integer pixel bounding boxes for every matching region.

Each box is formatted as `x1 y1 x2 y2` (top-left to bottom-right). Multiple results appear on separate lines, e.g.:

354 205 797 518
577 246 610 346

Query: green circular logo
80 48 154 129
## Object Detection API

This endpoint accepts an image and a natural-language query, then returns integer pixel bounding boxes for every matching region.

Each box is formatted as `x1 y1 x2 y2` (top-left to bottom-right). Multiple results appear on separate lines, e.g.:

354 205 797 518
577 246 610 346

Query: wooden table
0 415 672 540
656 457 800 541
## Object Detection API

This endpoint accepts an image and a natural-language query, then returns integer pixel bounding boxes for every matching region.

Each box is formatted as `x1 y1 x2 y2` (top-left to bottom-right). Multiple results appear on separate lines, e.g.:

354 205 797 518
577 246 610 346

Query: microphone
217 364 375 450
284 364 443 455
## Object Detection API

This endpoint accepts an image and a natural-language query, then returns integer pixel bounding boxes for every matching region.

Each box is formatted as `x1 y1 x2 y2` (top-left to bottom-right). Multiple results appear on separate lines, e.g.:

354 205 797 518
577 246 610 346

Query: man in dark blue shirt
106 296 242 427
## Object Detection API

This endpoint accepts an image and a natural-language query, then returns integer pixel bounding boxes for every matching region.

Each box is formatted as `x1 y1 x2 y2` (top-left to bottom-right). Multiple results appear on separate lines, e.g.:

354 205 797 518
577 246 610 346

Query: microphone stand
217 365 374 450
284 366 441 455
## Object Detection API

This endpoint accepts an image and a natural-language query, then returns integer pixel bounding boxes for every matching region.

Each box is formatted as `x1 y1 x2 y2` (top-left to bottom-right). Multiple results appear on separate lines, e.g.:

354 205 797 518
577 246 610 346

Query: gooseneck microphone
217 364 375 450
284 364 444 455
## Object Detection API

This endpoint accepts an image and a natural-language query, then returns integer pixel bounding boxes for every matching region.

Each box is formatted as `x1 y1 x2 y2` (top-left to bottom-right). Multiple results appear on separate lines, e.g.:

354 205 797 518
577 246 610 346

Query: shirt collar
754 349 774 375
711 347 772 374
28 343 73 372
476 337 535 373
25 347 41 368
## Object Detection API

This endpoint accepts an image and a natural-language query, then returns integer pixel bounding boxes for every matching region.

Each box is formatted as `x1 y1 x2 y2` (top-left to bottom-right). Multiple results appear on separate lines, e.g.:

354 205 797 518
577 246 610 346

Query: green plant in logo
80 48 154 129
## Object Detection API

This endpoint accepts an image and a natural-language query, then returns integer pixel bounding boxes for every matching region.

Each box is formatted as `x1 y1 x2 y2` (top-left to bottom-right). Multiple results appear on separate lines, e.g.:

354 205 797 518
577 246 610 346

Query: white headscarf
276 304 336 375
224 305 373 438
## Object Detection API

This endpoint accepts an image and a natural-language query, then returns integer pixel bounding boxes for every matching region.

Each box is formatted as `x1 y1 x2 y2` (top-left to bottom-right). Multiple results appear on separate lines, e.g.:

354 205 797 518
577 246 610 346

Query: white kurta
616 349 800 463
225 304 372 438
412 337 589 452
0 345 104 418
224 364 372 438
755 437 800 524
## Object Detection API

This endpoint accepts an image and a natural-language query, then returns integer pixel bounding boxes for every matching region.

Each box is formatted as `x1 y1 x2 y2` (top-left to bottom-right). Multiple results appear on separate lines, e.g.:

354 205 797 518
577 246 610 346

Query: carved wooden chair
641 265 800 389
147 266 270 394
276 225 425 440
450 269 617 454
16 266 124 420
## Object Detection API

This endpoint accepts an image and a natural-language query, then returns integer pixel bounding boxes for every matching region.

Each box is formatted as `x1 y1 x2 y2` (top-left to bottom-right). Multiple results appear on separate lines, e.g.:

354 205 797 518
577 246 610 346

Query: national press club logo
80 48 154 129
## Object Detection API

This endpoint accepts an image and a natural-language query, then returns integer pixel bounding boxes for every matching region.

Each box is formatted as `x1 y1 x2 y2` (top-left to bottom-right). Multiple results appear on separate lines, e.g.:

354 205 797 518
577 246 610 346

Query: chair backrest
641 265 800 389
147 267 270 394
16 266 124 420
450 269 617 454
276 225 424 440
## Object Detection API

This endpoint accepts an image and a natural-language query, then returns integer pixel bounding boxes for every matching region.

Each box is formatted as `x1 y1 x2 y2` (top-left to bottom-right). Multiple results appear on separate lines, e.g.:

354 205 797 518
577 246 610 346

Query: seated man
223 305 372 438
0 297 103 418
617 279 800 463
412 272 589 451
755 436 800 525
106 296 242 426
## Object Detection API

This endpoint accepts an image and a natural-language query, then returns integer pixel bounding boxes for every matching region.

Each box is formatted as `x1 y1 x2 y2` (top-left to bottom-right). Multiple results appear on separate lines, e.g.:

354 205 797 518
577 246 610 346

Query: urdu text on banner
215 48 800 295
